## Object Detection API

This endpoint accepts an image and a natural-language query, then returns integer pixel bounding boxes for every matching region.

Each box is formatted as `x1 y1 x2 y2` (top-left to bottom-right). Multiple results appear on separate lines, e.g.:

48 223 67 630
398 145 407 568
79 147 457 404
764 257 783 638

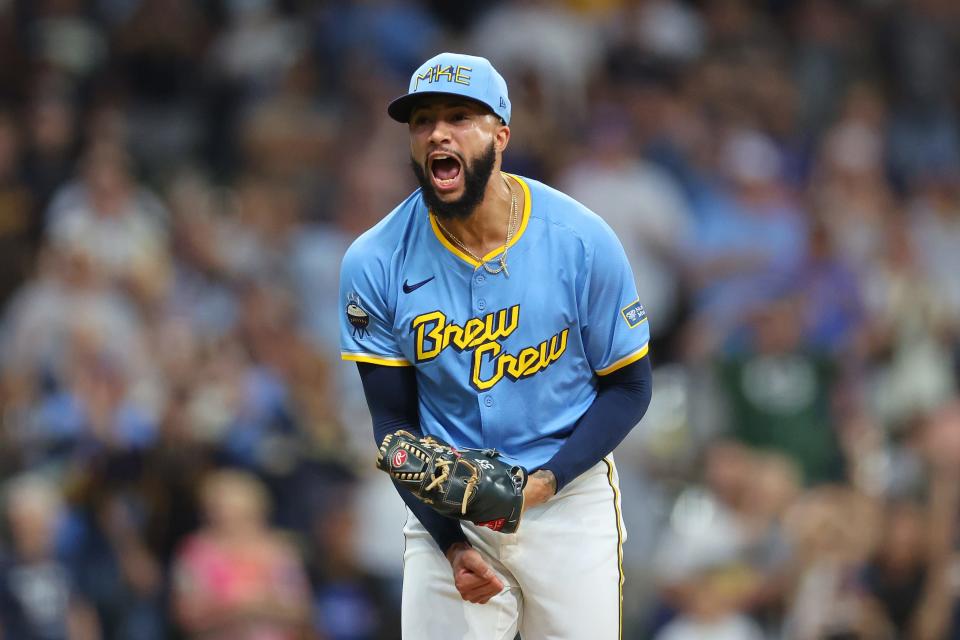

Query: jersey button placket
472 269 486 312
479 393 496 451
473 271 496 443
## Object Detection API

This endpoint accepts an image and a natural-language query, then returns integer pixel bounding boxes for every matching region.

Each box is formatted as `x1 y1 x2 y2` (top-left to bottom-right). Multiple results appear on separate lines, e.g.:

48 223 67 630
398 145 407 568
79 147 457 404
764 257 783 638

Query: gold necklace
435 177 519 276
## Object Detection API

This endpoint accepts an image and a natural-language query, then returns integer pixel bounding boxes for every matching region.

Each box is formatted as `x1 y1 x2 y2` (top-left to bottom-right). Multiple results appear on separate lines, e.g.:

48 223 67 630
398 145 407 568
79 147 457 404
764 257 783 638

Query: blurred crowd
0 0 959 638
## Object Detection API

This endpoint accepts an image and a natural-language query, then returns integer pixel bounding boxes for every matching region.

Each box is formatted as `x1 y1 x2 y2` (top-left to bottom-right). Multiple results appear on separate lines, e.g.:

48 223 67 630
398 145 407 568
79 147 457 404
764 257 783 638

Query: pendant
482 255 507 276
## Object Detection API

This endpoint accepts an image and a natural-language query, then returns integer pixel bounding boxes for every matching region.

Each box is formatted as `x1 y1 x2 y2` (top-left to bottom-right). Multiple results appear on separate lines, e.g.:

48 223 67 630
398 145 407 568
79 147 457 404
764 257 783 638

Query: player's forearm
392 480 469 552
539 356 652 491
357 363 469 553
358 362 422 444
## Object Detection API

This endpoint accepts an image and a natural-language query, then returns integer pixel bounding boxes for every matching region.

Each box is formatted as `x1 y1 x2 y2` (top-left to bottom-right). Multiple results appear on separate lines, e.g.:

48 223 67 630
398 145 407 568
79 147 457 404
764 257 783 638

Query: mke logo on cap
414 64 472 90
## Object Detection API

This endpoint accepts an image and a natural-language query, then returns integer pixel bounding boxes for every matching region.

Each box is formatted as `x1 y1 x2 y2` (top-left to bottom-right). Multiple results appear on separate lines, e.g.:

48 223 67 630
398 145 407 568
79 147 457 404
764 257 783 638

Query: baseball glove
376 430 527 533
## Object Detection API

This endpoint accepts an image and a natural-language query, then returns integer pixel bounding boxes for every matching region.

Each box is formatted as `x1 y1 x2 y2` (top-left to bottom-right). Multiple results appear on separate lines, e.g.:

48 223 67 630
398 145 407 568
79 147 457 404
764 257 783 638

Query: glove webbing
425 456 479 515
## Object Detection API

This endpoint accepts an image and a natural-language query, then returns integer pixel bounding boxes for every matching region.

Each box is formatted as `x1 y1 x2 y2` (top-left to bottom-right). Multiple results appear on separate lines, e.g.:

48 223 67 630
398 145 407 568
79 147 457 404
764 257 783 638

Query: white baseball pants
400 457 626 639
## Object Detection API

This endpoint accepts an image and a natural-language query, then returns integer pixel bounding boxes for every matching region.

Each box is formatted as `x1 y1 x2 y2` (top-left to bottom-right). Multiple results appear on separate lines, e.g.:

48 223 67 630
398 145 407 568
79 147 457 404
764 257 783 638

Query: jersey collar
428 172 531 269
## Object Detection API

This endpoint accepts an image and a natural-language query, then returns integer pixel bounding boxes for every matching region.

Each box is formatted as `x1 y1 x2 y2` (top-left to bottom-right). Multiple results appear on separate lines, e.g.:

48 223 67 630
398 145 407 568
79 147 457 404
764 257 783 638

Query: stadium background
1 0 960 638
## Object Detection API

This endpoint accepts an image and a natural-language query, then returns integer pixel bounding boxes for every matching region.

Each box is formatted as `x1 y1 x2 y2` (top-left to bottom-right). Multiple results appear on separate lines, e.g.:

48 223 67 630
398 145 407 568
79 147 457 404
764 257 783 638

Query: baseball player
339 52 653 639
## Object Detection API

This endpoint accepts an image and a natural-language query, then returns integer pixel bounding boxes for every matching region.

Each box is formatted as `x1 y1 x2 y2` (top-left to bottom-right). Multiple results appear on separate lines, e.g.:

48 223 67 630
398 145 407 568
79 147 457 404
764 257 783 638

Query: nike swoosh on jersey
403 276 435 293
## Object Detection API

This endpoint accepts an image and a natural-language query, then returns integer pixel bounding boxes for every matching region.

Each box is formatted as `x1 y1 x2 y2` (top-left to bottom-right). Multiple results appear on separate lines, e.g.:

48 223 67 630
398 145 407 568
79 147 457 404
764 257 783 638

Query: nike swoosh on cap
403 276 435 293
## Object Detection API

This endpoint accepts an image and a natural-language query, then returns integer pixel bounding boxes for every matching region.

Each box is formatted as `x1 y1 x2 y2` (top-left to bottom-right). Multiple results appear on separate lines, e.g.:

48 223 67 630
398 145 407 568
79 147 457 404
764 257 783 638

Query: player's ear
494 123 510 154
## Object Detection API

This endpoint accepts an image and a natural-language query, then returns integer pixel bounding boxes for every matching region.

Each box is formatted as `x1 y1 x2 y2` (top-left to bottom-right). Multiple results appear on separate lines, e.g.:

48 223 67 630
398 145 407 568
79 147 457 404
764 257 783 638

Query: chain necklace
435 177 519 276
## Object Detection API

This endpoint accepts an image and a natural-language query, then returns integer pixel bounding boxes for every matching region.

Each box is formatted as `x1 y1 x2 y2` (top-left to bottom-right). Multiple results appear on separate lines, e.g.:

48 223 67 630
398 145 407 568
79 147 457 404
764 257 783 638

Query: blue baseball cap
388 52 511 125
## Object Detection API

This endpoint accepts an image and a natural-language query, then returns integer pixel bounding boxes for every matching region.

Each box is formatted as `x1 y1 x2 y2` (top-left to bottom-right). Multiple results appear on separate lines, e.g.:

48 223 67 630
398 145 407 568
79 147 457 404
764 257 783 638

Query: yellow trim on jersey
340 353 412 367
603 457 624 640
429 214 475 265
595 343 649 377
428 172 532 268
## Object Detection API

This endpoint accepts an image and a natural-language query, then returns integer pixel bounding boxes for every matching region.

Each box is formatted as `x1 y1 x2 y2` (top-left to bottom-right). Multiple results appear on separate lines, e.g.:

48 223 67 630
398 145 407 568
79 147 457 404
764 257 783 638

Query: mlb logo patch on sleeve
620 299 647 329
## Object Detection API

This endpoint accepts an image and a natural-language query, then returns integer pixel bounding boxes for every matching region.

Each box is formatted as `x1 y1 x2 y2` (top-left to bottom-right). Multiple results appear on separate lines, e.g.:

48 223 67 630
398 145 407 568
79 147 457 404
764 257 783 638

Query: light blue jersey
339 173 649 470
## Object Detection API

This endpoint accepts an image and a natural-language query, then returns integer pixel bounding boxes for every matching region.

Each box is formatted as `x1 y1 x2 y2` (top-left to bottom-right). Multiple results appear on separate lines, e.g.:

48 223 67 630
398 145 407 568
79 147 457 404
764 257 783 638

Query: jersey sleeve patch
620 299 647 329
345 292 371 339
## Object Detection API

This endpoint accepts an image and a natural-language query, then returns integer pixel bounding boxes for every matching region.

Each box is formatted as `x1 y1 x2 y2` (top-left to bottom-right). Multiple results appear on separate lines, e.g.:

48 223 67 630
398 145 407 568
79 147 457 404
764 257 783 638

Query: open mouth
429 152 463 193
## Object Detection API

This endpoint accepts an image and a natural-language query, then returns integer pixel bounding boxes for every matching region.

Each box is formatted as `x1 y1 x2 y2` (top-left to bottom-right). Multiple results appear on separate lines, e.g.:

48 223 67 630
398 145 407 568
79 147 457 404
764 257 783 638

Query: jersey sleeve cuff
341 352 412 367
594 343 649 377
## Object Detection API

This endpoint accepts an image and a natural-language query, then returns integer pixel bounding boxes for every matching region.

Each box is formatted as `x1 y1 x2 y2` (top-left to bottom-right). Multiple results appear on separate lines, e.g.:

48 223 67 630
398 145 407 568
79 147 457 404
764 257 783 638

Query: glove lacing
425 457 479 515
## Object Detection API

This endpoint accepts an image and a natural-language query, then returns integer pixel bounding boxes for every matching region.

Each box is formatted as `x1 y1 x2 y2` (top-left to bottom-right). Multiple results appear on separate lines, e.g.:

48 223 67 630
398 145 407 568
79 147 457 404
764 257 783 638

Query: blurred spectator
862 218 956 428
861 402 960 639
618 0 706 66
68 466 165 640
24 0 108 81
29 324 158 463
781 485 885 639
469 0 604 120
172 333 288 469
880 0 960 185
558 105 694 340
309 483 399 640
45 141 170 307
136 386 212 567
21 92 79 223
0 246 135 381
808 83 893 276
653 567 766 640
237 55 334 187
788 222 866 356
790 0 865 135
0 246 162 472
313 0 442 82
0 474 99 640
206 0 308 101
162 172 240 341
213 174 299 281
716 299 844 485
684 128 809 342
0 110 35 306
108 0 209 174
172 469 311 640
652 443 798 636
908 172 960 328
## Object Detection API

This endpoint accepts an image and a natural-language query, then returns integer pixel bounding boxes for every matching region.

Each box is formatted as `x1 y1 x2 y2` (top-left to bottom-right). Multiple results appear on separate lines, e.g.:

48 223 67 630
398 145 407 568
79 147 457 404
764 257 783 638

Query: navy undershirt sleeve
356 363 468 554
539 356 653 491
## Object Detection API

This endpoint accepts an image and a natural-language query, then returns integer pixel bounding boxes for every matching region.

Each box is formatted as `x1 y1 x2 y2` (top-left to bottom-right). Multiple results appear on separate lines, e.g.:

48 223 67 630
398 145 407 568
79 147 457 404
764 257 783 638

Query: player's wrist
532 469 557 495
522 470 558 513
444 541 472 564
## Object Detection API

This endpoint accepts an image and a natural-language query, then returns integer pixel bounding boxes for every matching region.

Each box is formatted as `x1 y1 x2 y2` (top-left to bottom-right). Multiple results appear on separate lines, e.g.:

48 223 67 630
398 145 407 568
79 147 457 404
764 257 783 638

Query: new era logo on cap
388 52 512 125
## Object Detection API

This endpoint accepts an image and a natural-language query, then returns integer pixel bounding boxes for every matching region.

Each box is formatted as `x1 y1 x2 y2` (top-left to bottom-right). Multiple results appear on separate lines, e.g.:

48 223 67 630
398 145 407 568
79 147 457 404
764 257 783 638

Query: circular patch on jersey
392 449 408 468
345 293 370 338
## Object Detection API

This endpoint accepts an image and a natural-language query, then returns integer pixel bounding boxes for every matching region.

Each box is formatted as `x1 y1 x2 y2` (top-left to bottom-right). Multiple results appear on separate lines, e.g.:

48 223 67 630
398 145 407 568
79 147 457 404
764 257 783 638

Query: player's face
408 99 509 220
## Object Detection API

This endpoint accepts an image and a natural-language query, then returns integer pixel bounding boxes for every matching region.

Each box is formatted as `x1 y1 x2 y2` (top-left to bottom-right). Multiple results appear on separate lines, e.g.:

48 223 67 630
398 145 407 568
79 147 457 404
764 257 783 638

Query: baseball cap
388 52 511 125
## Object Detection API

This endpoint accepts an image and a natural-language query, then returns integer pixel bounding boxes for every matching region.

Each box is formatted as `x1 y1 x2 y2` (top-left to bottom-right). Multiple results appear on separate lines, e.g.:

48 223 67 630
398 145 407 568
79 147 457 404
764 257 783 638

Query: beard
411 141 497 221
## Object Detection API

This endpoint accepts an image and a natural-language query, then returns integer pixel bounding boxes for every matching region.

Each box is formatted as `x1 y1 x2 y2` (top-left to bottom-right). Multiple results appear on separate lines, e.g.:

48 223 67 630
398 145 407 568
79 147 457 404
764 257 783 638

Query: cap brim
387 92 497 123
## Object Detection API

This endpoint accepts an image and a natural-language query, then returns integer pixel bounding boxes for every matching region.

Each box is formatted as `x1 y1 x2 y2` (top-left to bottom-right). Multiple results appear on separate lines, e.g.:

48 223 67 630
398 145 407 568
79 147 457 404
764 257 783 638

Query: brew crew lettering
412 305 520 361
410 305 569 391
470 329 568 391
